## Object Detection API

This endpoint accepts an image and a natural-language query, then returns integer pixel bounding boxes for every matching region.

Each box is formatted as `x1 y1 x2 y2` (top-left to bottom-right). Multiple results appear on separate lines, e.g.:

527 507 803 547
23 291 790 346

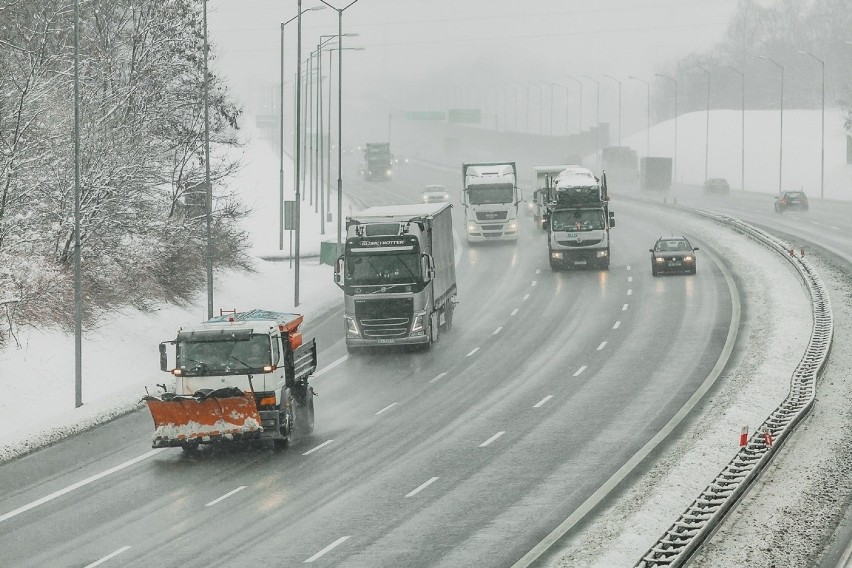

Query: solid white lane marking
535 269 541 274
479 431 506 447
627 265 631 271
305 536 351 563
613 321 621 329
523 293 530 301
375 402 398 416
573 366 587 377
0 449 167 524
205 486 247 507
429 372 448 384
534 395 554 408
302 440 334 456
627 289 632 296
406 477 440 497
466 347 480 357
312 355 347 378
597 341 607 351
84 546 132 568
622 304 628 311
511 309 519 316
531 280 538 287
493 326 503 335
628 276 633 282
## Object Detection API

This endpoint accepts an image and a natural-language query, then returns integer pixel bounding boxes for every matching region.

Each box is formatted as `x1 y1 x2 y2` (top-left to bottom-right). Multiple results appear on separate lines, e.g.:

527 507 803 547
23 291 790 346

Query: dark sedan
774 190 809 213
703 177 730 194
650 237 698 276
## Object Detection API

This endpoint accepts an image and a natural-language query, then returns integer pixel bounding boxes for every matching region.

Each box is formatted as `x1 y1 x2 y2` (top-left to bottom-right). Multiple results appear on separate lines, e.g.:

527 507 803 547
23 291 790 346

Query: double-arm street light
628 75 650 157
696 65 711 182
581 75 601 170
603 74 622 146
319 0 362 252
655 73 678 182
798 50 824 199
727 65 745 191
758 55 784 194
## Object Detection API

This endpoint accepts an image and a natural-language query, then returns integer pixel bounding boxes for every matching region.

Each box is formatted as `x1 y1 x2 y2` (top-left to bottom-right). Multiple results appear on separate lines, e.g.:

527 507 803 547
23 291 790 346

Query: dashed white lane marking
532 280 538 287
523 293 530 301
511 309 519 316
533 395 554 408
627 289 633 296
479 431 506 447
303 440 334 456
466 347 480 357
0 448 167 524
85 546 132 568
375 402 398 416
429 372 448 384
493 326 503 335
628 276 633 282
536 268 541 274
627 265 632 271
622 304 629 311
406 477 440 497
831 226 841 230
205 486 247 507
312 355 348 378
613 321 621 329
597 341 607 351
305 536 351 563
573 365 587 377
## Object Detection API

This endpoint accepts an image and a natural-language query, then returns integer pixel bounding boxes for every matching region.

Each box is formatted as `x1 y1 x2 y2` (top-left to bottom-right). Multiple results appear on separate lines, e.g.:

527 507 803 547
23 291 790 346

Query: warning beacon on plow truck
144 309 317 452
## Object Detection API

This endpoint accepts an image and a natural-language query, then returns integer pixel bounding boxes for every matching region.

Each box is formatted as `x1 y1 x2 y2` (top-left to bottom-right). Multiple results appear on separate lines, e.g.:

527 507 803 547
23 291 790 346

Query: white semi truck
334 203 457 353
543 169 615 271
460 161 521 243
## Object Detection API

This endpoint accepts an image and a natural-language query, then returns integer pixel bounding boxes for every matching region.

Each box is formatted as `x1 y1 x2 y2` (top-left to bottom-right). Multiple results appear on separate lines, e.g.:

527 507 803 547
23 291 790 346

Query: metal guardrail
635 209 834 567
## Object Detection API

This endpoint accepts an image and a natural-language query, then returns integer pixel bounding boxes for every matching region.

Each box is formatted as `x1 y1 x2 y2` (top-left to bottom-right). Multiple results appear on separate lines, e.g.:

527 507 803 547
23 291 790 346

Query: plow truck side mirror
159 341 175 372
334 256 345 289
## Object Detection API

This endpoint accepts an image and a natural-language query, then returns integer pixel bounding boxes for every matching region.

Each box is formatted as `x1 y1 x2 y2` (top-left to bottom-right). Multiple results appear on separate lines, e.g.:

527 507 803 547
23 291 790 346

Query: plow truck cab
145 309 317 451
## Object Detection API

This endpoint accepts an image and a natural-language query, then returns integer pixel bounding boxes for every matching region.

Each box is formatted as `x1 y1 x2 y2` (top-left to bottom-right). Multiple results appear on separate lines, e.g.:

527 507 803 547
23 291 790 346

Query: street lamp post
798 50 824 199
319 0 362 253
655 73 678 182
603 74 622 146
727 65 745 191
628 75 650 157
581 75 601 170
565 75 582 135
696 65 711 182
758 55 784 195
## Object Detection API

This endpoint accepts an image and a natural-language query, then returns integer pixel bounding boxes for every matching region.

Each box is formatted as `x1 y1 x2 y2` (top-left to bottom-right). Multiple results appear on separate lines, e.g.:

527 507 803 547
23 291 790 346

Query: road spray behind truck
335 203 457 353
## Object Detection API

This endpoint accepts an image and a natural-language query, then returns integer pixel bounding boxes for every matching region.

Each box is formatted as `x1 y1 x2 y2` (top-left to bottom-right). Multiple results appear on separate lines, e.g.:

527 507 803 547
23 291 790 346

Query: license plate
377 339 395 344
669 261 681 266
574 260 587 265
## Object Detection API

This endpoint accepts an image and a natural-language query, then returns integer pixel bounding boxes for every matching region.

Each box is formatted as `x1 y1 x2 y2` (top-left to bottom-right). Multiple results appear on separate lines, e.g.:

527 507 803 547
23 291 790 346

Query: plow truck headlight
344 316 359 336
411 312 426 334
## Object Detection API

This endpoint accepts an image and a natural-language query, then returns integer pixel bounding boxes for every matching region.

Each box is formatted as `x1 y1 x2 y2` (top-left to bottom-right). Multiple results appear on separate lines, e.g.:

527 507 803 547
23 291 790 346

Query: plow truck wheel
295 393 315 435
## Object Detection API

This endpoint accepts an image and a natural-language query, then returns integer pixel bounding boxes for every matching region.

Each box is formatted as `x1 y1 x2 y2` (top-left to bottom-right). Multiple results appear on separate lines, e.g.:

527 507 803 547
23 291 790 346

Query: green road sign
406 111 446 121
448 108 481 124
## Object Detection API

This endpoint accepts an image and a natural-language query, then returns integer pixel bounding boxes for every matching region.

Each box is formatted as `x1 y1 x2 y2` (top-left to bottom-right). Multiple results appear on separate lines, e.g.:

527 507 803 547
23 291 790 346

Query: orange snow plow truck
145 309 317 451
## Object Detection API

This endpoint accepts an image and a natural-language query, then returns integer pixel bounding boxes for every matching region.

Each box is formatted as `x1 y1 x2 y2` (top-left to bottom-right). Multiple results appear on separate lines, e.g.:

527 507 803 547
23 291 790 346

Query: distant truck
461 161 521 243
531 165 575 228
334 203 457 353
364 142 392 181
639 157 673 191
543 169 615 271
145 309 317 451
601 146 638 187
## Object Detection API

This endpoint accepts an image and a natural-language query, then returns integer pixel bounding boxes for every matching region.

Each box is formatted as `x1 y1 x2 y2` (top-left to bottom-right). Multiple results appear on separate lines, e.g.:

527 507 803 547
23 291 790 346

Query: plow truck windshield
551 209 606 231
177 331 272 375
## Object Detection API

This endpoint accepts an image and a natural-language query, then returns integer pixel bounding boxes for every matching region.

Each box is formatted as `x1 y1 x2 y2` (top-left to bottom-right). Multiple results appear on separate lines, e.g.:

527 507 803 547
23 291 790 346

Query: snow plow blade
144 388 263 448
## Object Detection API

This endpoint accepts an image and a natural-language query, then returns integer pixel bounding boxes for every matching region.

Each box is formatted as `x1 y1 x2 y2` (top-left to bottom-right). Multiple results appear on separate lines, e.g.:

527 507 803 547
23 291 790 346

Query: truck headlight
467 222 477 233
596 250 608 258
684 256 693 262
507 221 518 230
386 169 392 176
344 316 359 336
551 252 563 259
655 257 664 263
411 312 426 334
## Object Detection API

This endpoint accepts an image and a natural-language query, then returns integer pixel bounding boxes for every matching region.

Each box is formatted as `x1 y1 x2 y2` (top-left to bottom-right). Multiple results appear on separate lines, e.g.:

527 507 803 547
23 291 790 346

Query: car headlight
344 316 359 336
467 222 477 232
596 250 608 258
655 257 664 263
386 169 392 176
443 193 449 200
684 256 693 262
411 312 426 333
551 252 563 259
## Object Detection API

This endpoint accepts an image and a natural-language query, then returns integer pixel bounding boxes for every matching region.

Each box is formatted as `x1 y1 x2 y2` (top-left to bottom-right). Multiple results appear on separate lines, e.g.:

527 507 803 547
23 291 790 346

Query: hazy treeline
653 0 852 125
0 0 247 344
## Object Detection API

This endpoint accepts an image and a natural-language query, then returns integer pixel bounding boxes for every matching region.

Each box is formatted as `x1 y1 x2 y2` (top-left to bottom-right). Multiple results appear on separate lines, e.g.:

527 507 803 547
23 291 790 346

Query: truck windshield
467 183 514 205
346 251 421 287
177 333 271 375
551 209 606 231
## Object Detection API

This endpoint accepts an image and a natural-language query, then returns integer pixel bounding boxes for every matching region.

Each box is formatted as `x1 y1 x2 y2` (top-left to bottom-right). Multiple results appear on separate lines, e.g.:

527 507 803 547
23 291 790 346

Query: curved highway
0 160 736 567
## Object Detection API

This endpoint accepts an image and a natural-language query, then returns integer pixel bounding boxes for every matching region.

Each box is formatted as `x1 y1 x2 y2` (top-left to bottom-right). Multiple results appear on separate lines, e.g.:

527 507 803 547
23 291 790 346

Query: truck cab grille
354 298 413 338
